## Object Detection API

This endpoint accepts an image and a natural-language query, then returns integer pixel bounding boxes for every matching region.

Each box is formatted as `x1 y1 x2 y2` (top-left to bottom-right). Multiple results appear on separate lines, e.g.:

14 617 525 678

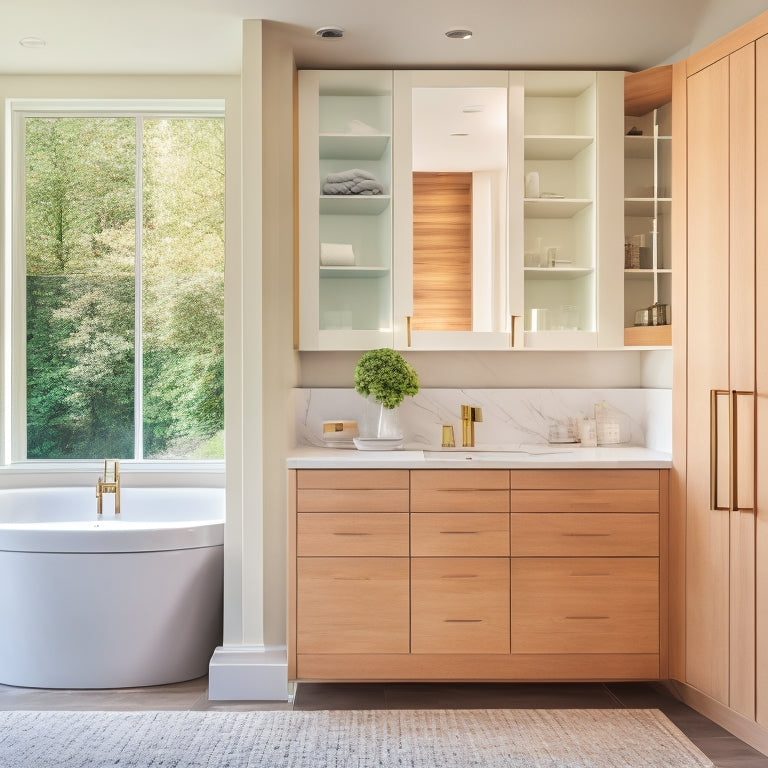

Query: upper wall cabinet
297 69 624 351
522 71 623 349
622 66 673 347
298 70 394 350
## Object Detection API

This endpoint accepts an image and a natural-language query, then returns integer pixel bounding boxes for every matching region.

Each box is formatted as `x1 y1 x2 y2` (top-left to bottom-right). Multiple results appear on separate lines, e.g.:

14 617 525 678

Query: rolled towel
322 180 356 195
320 242 356 266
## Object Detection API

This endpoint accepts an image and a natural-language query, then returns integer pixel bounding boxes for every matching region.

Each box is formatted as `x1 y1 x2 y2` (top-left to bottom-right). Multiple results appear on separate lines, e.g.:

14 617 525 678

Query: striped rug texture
0 708 713 767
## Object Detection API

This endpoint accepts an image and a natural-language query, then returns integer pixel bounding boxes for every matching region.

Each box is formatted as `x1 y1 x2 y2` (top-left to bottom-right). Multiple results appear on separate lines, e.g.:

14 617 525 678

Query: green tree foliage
24 115 224 460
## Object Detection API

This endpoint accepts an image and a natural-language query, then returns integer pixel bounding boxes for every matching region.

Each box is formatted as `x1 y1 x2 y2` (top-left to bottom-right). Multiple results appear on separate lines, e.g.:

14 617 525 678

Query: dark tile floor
0 677 766 767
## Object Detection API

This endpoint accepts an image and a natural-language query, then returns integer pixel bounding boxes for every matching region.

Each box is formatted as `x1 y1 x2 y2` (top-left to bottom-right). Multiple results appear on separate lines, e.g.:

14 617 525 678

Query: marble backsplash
293 388 672 453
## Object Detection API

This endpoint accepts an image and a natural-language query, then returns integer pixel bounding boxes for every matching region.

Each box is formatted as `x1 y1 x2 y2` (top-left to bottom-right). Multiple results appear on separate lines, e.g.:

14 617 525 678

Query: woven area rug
0 708 713 767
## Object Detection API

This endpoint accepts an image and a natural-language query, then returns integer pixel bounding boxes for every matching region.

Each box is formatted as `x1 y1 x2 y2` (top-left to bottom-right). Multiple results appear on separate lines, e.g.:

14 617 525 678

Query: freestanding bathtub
0 486 224 689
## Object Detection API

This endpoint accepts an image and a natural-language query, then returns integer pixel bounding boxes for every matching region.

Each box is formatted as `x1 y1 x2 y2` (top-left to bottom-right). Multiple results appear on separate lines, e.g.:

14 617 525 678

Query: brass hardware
730 389 756 512
441 425 456 448
710 389 729 511
96 459 120 515
510 315 521 347
406 315 412 347
460 404 483 447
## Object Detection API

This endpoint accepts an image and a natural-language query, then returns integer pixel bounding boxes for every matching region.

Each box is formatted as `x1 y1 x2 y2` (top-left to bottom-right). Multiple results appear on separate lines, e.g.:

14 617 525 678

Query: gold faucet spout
96 459 121 515
460 405 483 447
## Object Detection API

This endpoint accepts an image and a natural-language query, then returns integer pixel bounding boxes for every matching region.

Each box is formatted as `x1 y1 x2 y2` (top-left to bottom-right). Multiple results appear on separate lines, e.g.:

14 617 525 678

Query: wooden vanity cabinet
289 467 667 682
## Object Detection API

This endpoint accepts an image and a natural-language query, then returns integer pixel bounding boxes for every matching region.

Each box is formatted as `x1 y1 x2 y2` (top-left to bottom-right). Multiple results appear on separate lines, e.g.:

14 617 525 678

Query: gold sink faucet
96 459 120 515
460 405 483 447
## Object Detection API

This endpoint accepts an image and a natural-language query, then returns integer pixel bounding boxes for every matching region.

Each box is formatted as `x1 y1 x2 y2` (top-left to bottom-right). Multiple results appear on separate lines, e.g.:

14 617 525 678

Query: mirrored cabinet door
392 70 524 350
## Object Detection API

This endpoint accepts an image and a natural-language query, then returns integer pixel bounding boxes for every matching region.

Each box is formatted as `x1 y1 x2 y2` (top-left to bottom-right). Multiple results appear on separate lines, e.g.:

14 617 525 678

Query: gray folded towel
323 168 385 195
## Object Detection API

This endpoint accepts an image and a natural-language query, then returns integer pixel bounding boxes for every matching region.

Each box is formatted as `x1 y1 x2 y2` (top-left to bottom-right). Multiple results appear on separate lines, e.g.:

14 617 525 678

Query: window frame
4 98 226 475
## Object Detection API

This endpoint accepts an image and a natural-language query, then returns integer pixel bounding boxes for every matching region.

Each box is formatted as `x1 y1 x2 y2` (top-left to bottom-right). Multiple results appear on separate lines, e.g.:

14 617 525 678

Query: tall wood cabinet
672 9 768 750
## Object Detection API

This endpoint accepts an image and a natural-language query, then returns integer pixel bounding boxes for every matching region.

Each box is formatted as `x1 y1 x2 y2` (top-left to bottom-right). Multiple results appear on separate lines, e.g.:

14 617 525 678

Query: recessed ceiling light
445 29 473 40
315 26 344 39
19 36 46 49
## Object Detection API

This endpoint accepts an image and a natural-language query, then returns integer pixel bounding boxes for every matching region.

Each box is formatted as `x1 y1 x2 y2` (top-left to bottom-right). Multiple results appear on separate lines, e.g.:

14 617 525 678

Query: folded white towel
320 242 356 266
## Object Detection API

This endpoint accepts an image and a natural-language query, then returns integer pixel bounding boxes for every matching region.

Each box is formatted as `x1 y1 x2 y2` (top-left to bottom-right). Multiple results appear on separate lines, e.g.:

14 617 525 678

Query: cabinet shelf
524 135 593 160
624 268 671 280
319 195 391 215
524 198 592 218
320 266 390 279
524 267 594 280
319 133 391 160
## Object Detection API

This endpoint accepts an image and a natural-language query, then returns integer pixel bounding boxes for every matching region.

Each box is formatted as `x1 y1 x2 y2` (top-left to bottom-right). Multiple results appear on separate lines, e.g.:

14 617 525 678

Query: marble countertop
287 444 672 469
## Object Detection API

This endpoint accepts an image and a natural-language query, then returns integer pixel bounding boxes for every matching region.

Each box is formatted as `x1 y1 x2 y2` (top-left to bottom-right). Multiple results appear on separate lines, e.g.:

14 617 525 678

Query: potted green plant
354 348 419 438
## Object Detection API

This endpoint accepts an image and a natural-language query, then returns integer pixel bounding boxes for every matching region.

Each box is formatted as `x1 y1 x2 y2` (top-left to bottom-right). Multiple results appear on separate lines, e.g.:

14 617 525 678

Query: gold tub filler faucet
461 405 483 447
96 459 120 515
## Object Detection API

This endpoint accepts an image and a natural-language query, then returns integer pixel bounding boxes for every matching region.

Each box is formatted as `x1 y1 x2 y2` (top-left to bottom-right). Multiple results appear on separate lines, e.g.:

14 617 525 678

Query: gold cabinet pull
730 389 756 512
710 389 729 511
406 315 412 347
510 315 521 347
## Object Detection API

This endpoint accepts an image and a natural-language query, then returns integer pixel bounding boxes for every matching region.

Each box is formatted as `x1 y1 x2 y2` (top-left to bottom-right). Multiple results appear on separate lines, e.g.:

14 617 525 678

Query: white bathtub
0 486 224 689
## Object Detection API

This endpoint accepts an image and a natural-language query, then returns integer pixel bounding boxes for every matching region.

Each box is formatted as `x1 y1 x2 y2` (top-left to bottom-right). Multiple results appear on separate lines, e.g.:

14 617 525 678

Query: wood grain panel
510 469 659 490
297 513 409 557
411 513 510 556
412 171 473 331
411 558 510 654
296 653 660 681
297 488 409 513
685 56 731 706
510 489 658 513
510 513 658 557
624 65 673 116
728 42 757 721
296 557 409 654
511 557 659 654
296 469 409 489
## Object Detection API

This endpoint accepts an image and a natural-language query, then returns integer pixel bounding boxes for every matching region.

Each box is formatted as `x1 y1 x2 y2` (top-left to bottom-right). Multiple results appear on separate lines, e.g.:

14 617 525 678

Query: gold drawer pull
565 615 610 620
562 533 610 538
441 574 479 579
570 571 610 577
440 531 479 535
444 619 483 623
333 532 372 536
333 576 371 581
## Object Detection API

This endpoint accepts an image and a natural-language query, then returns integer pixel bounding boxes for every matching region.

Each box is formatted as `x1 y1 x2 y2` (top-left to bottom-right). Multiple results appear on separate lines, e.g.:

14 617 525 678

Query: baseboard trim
208 645 288 701
665 679 768 757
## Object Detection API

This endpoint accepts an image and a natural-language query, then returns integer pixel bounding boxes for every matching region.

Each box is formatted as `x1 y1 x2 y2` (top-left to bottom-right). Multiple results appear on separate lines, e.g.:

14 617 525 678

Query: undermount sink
423 445 574 461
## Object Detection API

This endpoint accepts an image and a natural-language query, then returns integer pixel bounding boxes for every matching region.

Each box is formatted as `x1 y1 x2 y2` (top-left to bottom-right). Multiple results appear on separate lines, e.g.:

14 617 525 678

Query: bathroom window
14 104 224 461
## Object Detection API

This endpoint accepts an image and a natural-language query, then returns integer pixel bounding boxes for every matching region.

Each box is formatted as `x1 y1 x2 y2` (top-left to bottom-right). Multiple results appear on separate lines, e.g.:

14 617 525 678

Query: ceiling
2 0 768 76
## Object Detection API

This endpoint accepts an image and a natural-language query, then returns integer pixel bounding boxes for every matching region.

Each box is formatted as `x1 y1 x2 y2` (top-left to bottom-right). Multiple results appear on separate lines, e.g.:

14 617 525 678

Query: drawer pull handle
441 574 479 579
444 619 483 623
333 532 371 536
565 615 610 620
440 531 479 535
333 577 371 581
570 572 610 577
562 533 610 538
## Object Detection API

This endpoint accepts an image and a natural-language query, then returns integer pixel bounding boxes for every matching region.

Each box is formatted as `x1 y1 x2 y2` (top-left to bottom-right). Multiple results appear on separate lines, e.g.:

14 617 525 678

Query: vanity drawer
510 469 660 490
510 489 658 514
510 513 658 557
411 557 510 653
411 513 510 556
298 513 409 556
411 470 509 513
297 488 409 514
296 469 409 489
511 557 659 654
297 557 410 654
